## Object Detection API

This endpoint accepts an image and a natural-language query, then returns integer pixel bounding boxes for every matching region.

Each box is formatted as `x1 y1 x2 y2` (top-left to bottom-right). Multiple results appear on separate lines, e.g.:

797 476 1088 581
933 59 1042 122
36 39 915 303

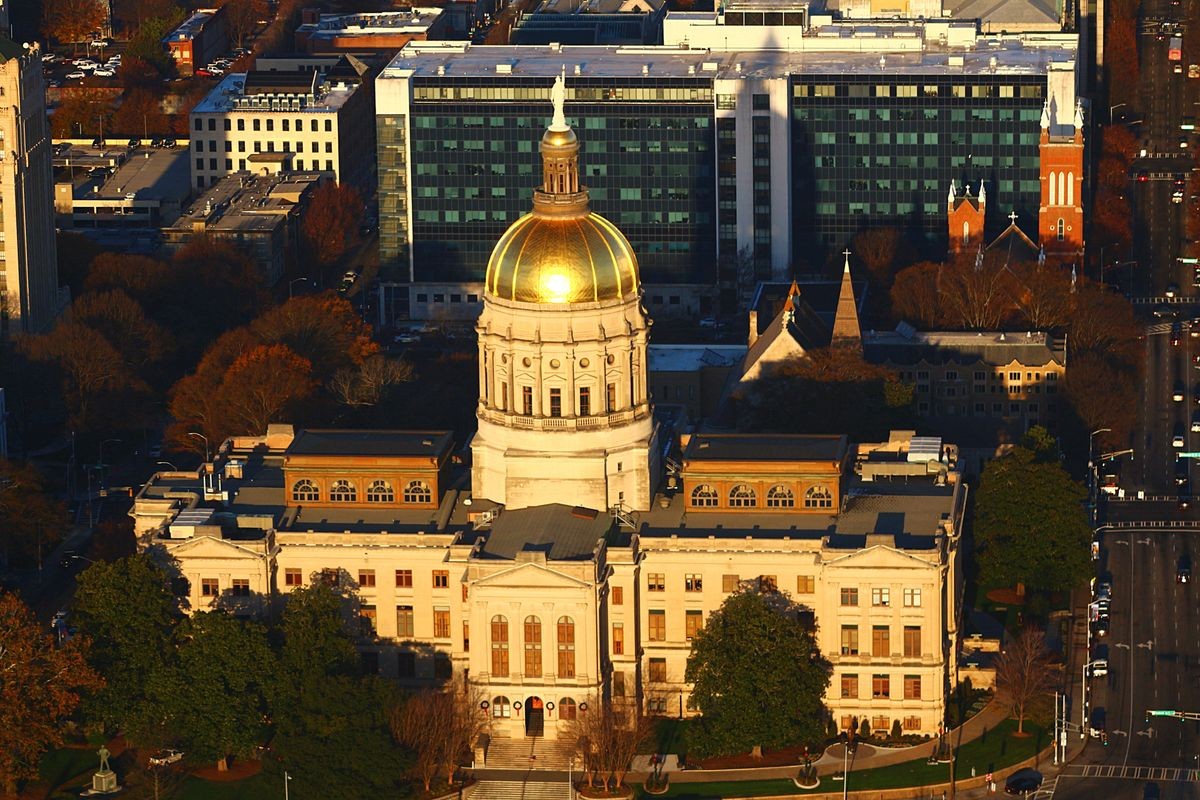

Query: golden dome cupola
484 71 640 305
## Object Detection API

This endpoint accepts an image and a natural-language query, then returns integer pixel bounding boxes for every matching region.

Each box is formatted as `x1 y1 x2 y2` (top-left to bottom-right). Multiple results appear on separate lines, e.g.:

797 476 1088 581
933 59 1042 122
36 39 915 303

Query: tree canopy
684 590 832 758
0 460 70 570
974 442 1093 593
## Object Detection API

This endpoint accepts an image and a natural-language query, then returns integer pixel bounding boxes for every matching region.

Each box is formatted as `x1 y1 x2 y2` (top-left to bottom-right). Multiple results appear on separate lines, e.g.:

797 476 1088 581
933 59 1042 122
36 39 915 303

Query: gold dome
485 211 640 304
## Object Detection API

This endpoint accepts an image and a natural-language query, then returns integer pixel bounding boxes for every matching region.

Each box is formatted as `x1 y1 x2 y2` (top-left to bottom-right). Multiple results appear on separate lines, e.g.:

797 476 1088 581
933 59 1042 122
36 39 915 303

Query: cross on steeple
843 248 852 258
1008 211 1019 224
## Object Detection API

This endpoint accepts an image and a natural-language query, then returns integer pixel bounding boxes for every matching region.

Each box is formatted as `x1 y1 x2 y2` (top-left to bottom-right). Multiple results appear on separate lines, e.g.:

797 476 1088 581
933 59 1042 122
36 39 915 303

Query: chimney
748 310 759 348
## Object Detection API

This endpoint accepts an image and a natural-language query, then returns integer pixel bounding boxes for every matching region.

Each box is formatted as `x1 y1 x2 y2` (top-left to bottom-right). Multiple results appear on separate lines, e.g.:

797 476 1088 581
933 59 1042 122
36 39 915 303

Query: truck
1170 35 1183 61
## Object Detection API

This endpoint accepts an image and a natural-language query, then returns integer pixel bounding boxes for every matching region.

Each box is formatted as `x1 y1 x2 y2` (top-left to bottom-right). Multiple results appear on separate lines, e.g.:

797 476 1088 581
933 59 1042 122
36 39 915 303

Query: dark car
1144 783 1161 800
90 137 104 148
1179 554 1192 583
1093 615 1111 637
1005 768 1043 795
127 138 139 149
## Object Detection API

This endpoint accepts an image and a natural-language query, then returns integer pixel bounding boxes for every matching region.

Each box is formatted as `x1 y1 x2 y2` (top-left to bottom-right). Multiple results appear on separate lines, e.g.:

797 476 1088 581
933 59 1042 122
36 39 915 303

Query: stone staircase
482 736 580 770
471 779 574 800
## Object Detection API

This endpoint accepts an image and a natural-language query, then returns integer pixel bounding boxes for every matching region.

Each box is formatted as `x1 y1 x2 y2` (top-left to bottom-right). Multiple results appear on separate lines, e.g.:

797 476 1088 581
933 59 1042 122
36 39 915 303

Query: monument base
82 769 120 795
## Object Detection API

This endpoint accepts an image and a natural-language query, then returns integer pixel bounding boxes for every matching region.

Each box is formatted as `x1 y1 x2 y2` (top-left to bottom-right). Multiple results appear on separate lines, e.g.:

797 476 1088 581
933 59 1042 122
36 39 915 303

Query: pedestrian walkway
1060 763 1199 782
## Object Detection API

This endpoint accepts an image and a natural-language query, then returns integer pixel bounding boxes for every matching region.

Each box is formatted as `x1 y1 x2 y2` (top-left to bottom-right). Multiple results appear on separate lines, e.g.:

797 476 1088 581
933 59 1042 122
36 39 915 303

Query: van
1090 644 1109 677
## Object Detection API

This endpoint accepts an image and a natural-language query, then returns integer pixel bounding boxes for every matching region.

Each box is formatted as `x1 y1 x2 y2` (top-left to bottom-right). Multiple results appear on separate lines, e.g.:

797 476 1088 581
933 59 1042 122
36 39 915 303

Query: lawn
634 719 1045 799
174 772 279 800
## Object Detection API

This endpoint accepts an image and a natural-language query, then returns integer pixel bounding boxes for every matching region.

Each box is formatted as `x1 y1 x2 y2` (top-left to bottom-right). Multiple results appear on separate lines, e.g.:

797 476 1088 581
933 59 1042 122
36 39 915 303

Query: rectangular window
648 657 667 682
549 388 562 417
359 569 376 588
396 606 414 638
840 625 859 655
284 568 302 587
395 569 413 588
231 579 249 596
723 574 739 593
841 673 859 699
607 383 617 412
613 671 625 697
433 608 450 639
433 570 449 589
759 575 778 592
360 605 377 634
201 578 219 597
873 674 890 699
612 585 623 605
872 587 891 607
797 575 815 594
463 621 470 651
648 610 666 641
904 626 921 658
904 716 922 731
398 651 415 677
648 573 665 592
872 626 890 657
685 610 702 640
613 622 624 655
685 573 703 592
579 387 590 416
904 674 921 700
522 386 533 415
841 587 859 606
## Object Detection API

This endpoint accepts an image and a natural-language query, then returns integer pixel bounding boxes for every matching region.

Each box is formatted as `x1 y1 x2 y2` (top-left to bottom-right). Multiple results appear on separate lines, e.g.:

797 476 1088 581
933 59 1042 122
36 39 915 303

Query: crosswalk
1059 763 1200 781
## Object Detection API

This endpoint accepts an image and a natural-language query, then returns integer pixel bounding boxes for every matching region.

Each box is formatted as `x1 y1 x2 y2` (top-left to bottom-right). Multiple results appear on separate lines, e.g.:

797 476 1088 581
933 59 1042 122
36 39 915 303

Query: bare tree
569 697 647 791
438 686 489 786
994 627 1059 735
391 687 488 792
329 355 414 408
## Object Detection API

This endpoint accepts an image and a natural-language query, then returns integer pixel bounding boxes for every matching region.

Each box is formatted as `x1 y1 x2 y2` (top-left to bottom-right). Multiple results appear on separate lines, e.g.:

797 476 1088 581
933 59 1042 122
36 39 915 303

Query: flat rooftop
191 71 360 114
384 33 1077 81
647 344 746 372
863 328 1065 367
287 429 454 458
683 433 848 462
67 147 190 203
302 9 444 34
166 171 325 234
164 8 219 44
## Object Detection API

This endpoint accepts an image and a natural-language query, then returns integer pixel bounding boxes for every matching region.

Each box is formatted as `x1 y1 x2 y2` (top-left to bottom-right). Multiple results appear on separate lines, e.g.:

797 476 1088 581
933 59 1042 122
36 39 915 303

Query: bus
1170 35 1183 61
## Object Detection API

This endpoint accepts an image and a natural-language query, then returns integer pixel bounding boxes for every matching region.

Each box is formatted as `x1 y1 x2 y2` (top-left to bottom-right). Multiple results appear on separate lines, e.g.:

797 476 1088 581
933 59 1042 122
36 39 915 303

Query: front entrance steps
471 779 573 800
481 736 581 771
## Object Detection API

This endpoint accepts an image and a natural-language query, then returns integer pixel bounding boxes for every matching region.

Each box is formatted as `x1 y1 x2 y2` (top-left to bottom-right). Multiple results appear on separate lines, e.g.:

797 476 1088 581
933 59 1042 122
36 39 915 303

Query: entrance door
525 696 544 737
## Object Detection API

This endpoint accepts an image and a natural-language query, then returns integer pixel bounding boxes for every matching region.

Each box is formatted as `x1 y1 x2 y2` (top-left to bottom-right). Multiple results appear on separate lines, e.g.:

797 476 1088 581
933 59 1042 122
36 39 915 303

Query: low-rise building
295 10 450 55
511 0 667 45
54 144 191 244
188 58 375 190
161 170 327 285
163 7 229 77
647 344 745 420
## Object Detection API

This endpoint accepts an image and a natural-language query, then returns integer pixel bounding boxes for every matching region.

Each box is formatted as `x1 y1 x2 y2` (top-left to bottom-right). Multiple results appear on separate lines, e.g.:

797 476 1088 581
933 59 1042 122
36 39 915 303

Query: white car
64 71 85 80
93 68 114 78
78 62 97 71
1175 434 1186 448
71 58 94 67
90 38 110 48
148 749 183 767
41 53 58 63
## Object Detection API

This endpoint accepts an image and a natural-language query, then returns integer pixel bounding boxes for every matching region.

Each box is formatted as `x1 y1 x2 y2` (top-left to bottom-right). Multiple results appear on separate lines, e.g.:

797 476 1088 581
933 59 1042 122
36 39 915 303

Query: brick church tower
947 179 986 256
1038 100 1085 258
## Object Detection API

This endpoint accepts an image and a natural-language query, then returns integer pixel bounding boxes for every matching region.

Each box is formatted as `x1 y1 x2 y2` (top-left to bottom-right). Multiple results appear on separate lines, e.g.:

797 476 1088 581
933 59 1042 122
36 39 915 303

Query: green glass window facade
381 77 717 286
790 74 1046 261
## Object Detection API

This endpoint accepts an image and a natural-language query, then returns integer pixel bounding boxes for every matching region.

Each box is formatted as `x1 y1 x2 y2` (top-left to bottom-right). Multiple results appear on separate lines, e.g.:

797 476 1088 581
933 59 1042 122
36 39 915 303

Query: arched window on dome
403 480 432 504
805 485 834 509
366 480 394 503
329 479 357 503
766 485 795 508
729 484 757 508
291 479 318 503
690 484 718 508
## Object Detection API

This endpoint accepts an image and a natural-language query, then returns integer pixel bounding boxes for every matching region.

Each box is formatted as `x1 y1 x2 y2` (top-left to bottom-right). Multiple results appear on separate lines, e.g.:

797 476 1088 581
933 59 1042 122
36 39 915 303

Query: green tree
0 591 102 798
0 460 70 570
277 582 359 679
72 555 179 743
974 445 1093 593
156 611 274 770
684 590 832 759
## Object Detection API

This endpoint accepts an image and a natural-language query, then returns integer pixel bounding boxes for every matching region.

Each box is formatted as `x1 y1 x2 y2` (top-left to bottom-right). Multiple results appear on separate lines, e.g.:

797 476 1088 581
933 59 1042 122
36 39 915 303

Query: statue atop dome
550 68 568 132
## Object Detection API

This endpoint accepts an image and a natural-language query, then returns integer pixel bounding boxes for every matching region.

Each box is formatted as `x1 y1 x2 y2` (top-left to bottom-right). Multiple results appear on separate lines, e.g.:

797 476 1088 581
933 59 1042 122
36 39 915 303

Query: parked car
1166 282 1180 298
148 749 183 767
91 137 104 148
127 138 140 149
1090 644 1109 677
162 138 177 148
64 71 85 80
41 53 58 63
1179 554 1192 583
93 68 114 77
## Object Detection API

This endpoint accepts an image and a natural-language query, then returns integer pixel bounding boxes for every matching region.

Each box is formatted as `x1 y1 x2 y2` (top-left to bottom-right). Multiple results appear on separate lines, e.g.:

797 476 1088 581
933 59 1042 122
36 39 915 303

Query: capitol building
132 81 966 744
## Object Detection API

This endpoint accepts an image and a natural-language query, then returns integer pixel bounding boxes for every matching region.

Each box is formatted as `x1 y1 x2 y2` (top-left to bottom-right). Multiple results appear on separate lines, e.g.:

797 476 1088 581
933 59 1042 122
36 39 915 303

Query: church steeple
832 249 861 348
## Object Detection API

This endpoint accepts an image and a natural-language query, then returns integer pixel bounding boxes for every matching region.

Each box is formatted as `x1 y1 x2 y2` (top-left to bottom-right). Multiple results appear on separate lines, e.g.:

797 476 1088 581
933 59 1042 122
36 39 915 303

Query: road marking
1063 764 1199 781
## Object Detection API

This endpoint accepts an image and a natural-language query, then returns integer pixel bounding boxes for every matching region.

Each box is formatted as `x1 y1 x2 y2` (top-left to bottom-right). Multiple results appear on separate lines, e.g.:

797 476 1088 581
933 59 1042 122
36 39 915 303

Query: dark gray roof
752 279 869 331
684 433 848 462
481 504 614 561
287 429 454 458
244 70 317 96
863 329 1065 368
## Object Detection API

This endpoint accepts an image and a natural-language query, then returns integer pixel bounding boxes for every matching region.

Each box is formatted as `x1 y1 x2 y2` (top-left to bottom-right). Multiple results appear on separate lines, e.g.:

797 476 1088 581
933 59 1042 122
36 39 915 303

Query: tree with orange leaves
249 294 378 381
888 261 943 328
301 182 364 270
215 344 316 436
0 591 102 798
41 0 106 49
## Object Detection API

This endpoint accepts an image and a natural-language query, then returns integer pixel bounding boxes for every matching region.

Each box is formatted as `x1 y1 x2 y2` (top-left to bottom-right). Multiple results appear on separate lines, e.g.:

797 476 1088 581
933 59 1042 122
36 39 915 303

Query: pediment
159 534 267 561
470 560 593 591
824 544 935 570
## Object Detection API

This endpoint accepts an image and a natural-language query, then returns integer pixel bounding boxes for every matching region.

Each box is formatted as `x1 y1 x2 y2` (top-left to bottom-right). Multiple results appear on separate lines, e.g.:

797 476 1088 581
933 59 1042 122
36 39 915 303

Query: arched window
329 479 357 502
804 485 834 509
366 480 394 503
490 615 509 677
291 479 319 502
1067 171 1075 206
766 485 795 508
557 617 576 678
1057 218 1065 241
524 616 542 677
1058 172 1066 207
1048 170 1056 206
961 221 969 246
559 697 577 721
690 484 719 507
728 484 757 508
403 480 432 504
492 695 511 718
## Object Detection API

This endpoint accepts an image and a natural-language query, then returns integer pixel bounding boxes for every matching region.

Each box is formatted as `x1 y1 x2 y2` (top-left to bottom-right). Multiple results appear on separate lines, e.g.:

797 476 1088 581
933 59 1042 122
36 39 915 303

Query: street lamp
99 438 120 490
288 277 308 299
1088 428 1112 469
187 432 210 463
156 461 178 472
1110 103 1126 123
284 771 292 800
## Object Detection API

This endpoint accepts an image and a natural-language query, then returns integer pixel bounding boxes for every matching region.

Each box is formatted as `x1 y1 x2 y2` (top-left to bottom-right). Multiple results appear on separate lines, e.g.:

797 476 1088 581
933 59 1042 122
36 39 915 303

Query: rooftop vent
574 63 581 74
496 63 512 73
701 60 719 71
